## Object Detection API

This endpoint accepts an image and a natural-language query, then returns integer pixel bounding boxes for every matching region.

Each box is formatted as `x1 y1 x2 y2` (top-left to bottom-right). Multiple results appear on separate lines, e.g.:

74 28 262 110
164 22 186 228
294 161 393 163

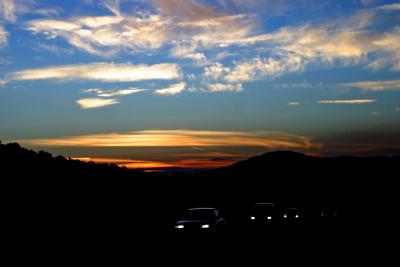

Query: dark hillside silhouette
2 141 398 253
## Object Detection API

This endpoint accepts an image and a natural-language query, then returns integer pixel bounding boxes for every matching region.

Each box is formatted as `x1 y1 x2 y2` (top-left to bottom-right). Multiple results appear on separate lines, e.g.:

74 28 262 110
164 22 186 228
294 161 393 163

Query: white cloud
225 56 304 82
208 83 243 92
76 98 119 109
0 25 7 47
342 80 400 91
377 3 400 10
9 62 182 82
288 102 300 106
0 0 33 22
204 62 231 80
26 0 256 57
154 82 186 96
84 88 148 97
318 99 376 104
0 79 6 86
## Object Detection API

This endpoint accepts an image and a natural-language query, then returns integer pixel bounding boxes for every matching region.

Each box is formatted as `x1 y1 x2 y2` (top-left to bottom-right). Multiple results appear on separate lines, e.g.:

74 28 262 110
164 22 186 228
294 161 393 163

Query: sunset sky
1 0 400 169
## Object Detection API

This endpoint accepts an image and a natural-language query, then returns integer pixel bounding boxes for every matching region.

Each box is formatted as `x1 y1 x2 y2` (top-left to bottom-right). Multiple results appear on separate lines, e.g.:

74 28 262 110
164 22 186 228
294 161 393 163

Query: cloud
76 98 119 109
225 56 304 82
0 25 7 47
377 3 400 10
154 82 186 96
204 62 231 80
208 83 243 92
342 80 400 91
0 0 33 22
152 0 222 20
9 62 182 82
318 99 376 104
26 0 256 57
15 129 322 150
288 102 300 106
84 88 148 97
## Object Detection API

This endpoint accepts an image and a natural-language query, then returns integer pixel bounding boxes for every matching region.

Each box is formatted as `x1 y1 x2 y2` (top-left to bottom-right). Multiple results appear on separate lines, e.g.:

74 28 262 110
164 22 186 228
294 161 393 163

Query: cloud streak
84 88 148 97
16 129 322 150
76 98 119 109
342 80 400 91
0 25 7 47
154 82 186 96
8 62 182 82
318 99 376 104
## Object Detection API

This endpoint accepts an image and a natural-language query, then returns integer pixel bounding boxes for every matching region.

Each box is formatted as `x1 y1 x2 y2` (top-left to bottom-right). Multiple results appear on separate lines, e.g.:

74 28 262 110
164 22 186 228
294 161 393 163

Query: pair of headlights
175 224 210 229
283 214 299 219
250 216 272 220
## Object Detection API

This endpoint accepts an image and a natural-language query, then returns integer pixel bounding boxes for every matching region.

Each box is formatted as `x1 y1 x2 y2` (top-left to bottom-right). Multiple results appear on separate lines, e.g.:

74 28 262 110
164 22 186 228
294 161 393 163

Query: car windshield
185 209 216 220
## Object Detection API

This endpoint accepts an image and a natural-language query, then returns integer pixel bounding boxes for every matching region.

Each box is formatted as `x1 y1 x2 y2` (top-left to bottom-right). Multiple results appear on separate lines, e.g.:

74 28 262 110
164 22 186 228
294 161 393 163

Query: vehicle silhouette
249 202 276 226
281 207 304 224
174 208 227 232
319 208 340 224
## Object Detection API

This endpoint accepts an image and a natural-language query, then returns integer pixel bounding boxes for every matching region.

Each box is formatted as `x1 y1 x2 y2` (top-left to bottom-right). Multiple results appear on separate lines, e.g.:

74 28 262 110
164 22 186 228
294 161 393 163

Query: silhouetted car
319 208 339 223
249 202 276 225
174 208 227 232
281 208 304 224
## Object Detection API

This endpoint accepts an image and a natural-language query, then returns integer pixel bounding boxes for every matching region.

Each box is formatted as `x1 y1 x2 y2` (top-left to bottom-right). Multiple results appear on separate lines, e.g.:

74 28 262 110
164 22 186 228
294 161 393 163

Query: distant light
283 214 287 219
267 216 272 220
175 225 184 229
295 215 299 219
250 216 256 220
202 224 210 229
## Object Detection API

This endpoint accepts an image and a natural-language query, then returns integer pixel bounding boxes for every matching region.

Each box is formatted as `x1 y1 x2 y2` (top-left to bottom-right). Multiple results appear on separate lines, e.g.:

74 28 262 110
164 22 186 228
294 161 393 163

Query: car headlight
295 215 299 219
283 214 288 219
267 216 272 220
201 224 210 229
175 225 184 229
250 216 256 220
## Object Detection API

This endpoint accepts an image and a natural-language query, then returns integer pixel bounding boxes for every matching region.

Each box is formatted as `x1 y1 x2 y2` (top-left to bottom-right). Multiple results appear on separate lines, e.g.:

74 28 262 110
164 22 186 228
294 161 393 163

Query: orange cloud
16 129 322 150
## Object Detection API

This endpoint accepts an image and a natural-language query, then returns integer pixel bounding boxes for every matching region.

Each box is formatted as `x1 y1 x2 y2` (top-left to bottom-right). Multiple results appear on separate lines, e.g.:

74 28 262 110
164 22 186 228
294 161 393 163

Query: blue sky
1 0 400 168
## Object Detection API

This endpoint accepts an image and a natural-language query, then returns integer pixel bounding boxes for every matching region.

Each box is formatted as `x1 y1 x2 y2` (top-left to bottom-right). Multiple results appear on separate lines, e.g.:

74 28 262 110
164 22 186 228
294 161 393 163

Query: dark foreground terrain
1 142 398 260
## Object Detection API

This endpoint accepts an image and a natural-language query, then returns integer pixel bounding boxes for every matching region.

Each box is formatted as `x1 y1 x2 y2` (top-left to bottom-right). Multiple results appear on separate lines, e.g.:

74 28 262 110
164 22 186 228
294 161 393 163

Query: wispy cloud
76 98 119 109
0 0 33 22
0 25 7 47
16 129 322 150
318 99 376 104
154 82 186 96
8 62 182 83
342 80 400 91
25 0 256 58
84 88 148 97
377 3 400 10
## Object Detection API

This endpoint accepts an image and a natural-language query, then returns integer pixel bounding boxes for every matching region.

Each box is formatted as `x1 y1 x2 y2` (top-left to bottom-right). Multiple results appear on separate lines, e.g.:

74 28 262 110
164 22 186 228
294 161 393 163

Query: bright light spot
267 216 272 220
202 224 210 229
283 214 287 219
295 215 299 219
175 225 184 229
250 216 256 220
